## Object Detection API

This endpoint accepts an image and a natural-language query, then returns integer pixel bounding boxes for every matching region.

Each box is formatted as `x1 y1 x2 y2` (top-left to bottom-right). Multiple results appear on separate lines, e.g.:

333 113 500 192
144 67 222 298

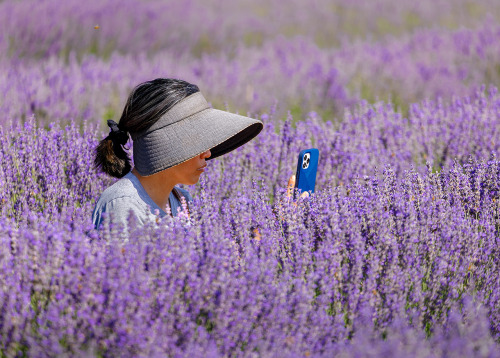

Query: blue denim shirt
92 171 193 231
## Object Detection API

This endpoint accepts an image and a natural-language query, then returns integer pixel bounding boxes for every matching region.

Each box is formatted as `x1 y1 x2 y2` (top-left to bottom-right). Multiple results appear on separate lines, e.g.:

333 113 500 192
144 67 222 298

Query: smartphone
294 148 319 199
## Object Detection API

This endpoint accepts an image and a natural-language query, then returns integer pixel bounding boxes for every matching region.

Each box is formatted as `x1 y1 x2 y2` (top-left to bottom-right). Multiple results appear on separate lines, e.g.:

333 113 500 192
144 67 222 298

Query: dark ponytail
94 78 200 178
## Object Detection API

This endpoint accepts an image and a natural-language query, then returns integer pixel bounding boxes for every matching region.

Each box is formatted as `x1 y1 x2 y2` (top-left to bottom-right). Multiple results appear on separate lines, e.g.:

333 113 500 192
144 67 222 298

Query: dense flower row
1 90 500 355
0 155 499 356
2 87 500 221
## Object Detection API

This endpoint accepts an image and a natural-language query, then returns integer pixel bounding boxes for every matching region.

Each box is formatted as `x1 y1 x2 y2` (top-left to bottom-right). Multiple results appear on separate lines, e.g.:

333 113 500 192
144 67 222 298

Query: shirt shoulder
94 196 151 228
92 173 153 230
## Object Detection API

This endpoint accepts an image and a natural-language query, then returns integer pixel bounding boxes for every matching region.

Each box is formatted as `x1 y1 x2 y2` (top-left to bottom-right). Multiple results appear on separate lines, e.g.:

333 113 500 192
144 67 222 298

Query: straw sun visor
131 92 264 176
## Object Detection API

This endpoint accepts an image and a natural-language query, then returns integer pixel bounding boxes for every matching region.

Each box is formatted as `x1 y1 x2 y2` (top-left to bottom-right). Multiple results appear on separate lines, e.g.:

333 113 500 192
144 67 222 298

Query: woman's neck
131 167 175 213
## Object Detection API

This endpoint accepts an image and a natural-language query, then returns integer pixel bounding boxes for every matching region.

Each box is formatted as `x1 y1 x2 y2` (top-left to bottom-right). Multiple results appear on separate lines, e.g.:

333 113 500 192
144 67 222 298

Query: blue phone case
294 148 319 199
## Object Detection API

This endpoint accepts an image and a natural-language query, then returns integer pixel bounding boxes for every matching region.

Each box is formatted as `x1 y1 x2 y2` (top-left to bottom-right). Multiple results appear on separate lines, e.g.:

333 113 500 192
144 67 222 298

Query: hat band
131 92 210 140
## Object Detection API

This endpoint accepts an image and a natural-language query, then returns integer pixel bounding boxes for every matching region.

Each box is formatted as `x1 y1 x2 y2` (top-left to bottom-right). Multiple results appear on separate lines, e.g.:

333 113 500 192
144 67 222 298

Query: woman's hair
94 78 200 178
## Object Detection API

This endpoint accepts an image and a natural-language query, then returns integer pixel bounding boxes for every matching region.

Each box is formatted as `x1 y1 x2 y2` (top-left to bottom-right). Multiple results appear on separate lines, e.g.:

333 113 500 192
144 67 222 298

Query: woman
92 78 306 233
92 78 265 232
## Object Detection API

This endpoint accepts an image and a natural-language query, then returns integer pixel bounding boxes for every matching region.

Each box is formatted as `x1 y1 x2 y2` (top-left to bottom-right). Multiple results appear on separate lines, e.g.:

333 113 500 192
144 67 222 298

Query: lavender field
1 0 500 357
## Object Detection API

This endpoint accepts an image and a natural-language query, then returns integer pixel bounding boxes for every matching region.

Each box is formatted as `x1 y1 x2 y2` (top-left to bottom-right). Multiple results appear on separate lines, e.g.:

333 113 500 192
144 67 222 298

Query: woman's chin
185 177 200 185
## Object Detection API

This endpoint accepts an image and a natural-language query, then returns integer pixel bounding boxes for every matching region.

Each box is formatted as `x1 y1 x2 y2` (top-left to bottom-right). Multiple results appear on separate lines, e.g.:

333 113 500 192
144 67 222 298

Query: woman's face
168 149 211 185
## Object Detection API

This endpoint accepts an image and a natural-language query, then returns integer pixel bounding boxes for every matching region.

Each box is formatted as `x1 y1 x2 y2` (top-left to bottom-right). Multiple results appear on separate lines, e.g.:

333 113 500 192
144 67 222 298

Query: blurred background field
1 0 500 126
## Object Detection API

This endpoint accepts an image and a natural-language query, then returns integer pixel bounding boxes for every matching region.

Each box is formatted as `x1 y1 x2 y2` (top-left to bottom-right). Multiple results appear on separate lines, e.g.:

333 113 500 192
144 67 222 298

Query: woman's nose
202 149 211 159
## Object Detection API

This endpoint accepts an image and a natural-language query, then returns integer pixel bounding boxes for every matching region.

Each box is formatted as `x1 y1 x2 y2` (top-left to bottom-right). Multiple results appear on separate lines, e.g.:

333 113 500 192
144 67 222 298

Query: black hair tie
107 119 129 145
